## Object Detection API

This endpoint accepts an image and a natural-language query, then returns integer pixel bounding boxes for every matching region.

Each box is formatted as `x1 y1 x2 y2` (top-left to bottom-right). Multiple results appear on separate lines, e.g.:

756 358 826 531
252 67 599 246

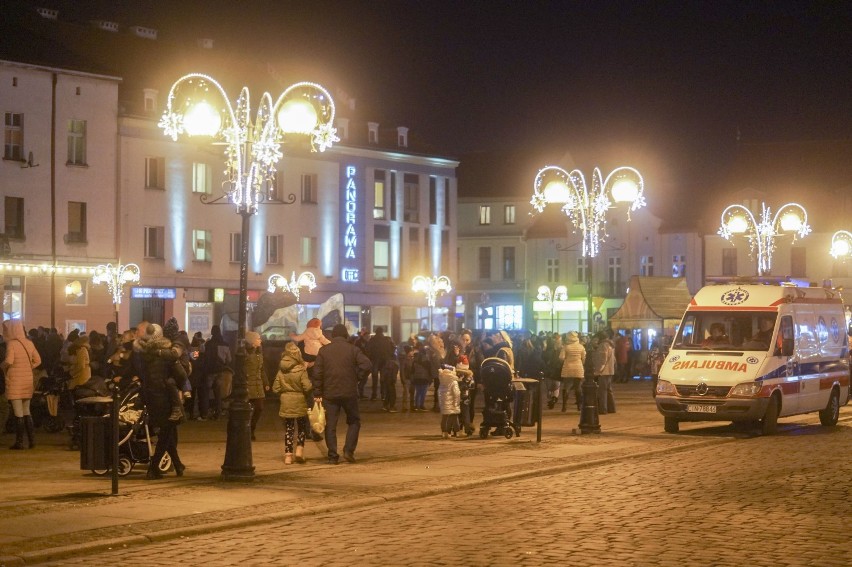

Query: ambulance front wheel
664 417 679 434
760 396 779 435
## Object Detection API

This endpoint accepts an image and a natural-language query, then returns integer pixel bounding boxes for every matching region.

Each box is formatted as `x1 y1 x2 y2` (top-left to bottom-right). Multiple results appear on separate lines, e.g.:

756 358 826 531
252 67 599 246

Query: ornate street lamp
531 165 645 434
829 230 852 260
92 263 141 327
535 285 568 333
412 275 452 331
267 271 317 301
718 202 810 276
160 73 337 481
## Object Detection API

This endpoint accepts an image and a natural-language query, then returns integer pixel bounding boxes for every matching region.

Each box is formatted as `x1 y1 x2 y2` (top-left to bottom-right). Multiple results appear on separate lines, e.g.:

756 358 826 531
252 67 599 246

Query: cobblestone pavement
39 418 852 567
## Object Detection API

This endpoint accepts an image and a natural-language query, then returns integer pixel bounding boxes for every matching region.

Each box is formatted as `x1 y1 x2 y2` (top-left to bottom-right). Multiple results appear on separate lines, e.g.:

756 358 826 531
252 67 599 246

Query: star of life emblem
721 287 749 306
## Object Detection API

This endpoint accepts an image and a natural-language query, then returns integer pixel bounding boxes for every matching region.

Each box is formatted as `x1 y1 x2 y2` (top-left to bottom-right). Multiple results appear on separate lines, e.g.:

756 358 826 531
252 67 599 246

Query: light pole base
221 398 255 481
578 378 601 434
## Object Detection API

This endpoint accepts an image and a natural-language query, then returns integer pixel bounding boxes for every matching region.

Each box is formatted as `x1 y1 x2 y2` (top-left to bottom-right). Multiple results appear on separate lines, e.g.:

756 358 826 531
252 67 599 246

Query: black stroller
478 357 519 439
89 383 172 477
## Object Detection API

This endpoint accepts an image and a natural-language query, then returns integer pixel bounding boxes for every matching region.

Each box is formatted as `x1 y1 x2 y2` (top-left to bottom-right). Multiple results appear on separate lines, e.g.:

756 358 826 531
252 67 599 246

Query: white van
655 283 850 434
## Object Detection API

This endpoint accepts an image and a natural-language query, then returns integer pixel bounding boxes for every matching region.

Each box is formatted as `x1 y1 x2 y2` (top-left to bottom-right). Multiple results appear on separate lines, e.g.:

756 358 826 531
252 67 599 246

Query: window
192 162 211 194
546 258 559 283
4 112 23 161
373 170 386 220
269 174 285 202
266 235 282 265
192 229 211 262
443 178 450 226
145 157 165 189
301 173 317 203
144 226 165 259
429 177 437 225
791 247 806 278
478 247 491 280
722 248 737 276
504 205 516 225
479 205 491 225
67 119 86 165
572 257 586 283
67 202 86 243
502 246 516 280
229 232 242 263
640 255 654 276
441 228 450 276
408 228 420 276
301 236 316 266
389 172 397 221
374 225 390 281
3 276 24 320
608 256 622 284
672 255 686 278
4 196 24 239
403 174 419 222
495 305 524 331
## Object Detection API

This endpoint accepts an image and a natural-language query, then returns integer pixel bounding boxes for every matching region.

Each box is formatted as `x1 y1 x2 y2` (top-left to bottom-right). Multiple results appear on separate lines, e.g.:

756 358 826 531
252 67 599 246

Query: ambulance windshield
674 311 777 351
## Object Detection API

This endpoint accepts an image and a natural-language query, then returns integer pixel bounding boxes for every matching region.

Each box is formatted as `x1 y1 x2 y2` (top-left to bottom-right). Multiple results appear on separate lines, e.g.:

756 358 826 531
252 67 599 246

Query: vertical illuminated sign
341 165 360 282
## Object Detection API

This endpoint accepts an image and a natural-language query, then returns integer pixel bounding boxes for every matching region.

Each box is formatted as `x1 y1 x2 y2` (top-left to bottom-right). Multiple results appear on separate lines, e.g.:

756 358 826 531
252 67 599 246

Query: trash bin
512 378 540 427
80 415 112 470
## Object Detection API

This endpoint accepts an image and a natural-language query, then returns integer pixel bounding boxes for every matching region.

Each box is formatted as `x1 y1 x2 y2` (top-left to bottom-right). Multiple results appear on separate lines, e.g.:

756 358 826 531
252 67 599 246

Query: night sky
20 0 852 185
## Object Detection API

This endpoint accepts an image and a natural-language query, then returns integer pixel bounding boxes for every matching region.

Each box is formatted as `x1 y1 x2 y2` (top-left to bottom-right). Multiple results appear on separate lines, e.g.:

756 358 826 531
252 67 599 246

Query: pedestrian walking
313 324 372 464
272 342 313 464
2 320 41 450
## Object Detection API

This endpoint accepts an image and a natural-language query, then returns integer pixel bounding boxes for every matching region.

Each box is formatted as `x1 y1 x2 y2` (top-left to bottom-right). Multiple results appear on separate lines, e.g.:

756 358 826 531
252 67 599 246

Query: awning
610 276 692 330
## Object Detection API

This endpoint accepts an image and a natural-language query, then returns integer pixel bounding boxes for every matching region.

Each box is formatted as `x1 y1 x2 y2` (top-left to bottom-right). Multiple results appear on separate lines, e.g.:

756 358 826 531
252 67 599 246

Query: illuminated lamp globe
277 98 318 134
611 179 639 203
542 179 571 204
727 215 749 234
832 239 851 258
183 101 222 137
779 212 802 232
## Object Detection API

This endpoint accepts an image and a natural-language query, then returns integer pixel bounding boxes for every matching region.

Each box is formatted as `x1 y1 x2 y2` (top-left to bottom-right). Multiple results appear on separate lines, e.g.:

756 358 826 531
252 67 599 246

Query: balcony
569 280 627 299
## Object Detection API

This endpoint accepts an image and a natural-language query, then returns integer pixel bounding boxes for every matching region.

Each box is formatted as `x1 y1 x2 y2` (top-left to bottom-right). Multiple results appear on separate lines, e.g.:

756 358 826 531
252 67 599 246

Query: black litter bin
80 414 112 471
512 378 541 427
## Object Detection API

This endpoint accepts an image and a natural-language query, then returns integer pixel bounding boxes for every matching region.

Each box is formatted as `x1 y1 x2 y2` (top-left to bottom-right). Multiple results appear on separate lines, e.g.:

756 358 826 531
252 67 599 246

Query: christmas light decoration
92 263 141 325
718 202 810 276
267 271 317 301
830 230 852 259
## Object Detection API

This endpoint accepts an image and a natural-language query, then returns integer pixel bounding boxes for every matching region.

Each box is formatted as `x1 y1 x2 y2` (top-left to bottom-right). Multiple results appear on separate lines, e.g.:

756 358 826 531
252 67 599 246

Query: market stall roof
610 276 692 328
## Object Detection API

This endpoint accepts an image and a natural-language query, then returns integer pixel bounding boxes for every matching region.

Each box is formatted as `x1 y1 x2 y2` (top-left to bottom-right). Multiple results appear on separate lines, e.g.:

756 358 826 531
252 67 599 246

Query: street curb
0 436 731 566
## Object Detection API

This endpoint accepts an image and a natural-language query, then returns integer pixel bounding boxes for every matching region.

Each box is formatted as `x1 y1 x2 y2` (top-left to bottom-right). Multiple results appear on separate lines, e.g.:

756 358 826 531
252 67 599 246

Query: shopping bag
308 400 326 434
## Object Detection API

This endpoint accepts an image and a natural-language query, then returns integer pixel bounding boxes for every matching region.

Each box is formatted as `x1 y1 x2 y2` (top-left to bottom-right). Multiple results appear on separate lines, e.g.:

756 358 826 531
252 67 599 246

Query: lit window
192 229 211 262
4 112 23 161
2 276 24 320
504 205 515 225
67 119 86 165
67 202 86 243
145 157 165 189
495 305 524 330
374 170 386 220
672 255 686 278
229 232 242 263
640 256 654 277
144 226 165 259
192 162 211 194
301 236 316 266
479 205 491 225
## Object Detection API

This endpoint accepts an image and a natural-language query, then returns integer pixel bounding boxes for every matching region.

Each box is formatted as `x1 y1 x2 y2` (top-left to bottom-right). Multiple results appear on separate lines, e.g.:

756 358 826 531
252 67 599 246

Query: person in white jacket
559 331 586 413
290 318 331 374
437 368 461 438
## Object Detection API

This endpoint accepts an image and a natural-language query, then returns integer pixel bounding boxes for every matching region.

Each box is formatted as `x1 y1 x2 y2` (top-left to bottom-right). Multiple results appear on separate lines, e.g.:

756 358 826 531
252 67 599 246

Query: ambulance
655 283 850 434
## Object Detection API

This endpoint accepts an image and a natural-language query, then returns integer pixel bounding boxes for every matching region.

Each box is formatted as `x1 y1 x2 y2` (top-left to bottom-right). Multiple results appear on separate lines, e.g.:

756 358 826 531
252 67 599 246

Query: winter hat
146 323 163 340
307 318 321 329
67 329 80 343
566 331 579 343
244 331 261 346
332 324 349 339
163 317 180 340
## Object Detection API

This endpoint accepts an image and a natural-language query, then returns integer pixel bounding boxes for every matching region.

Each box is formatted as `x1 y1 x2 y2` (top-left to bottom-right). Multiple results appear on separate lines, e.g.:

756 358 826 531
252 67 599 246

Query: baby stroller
90 383 172 477
478 357 518 439
30 372 67 433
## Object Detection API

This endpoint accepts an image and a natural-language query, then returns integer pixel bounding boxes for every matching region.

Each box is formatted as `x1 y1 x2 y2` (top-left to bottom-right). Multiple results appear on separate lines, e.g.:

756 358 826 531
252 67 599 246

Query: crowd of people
1 317 669 474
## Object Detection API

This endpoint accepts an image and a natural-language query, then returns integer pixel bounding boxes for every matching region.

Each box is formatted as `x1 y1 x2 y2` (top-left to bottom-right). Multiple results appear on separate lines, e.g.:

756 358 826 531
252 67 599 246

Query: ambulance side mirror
781 338 794 357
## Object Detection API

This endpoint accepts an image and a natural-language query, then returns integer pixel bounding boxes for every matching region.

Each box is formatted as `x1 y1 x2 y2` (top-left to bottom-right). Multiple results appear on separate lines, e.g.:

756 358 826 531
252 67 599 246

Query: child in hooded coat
290 318 331 366
437 367 461 438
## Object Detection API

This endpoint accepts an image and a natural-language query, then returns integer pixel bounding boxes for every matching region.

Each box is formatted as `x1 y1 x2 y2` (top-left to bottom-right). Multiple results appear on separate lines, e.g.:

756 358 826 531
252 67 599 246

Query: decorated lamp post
531 165 644 434
412 275 452 331
535 285 568 333
267 271 317 301
160 73 337 481
92 263 141 327
830 230 852 260
718 202 810 276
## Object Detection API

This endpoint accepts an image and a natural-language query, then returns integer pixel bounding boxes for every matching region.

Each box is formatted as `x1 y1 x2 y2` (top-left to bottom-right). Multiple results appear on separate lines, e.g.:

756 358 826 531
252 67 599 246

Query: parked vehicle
655 283 851 434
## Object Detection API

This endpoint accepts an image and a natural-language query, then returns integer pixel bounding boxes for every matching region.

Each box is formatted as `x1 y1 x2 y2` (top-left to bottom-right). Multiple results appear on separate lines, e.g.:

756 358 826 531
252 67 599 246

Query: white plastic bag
308 400 326 434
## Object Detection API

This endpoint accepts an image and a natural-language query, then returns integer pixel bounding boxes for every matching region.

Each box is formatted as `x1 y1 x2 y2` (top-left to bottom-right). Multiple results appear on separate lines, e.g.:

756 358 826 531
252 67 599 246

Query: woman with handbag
272 342 313 464
2 319 41 450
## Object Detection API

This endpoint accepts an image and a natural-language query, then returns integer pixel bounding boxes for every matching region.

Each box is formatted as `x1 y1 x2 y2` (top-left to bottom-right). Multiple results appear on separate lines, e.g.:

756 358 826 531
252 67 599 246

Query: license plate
687 404 717 413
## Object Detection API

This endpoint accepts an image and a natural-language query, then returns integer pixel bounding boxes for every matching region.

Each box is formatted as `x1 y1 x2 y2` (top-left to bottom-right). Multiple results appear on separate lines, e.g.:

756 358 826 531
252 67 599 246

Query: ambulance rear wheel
664 417 679 433
760 396 779 435
819 389 840 426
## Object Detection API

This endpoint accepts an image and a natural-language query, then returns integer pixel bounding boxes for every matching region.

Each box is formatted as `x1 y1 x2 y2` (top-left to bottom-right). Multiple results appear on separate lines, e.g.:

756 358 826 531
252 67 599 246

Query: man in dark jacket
365 327 395 402
314 324 372 464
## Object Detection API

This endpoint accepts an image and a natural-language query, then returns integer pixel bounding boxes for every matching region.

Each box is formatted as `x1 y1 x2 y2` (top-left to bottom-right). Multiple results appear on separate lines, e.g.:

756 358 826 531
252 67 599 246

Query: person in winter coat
68 335 92 388
365 327 396 402
437 368 461 438
244 331 270 441
2 320 41 450
133 323 185 479
313 324 372 465
559 331 586 412
593 334 616 414
411 342 439 412
202 325 232 420
455 356 475 437
107 330 138 392
290 318 330 369
272 342 314 464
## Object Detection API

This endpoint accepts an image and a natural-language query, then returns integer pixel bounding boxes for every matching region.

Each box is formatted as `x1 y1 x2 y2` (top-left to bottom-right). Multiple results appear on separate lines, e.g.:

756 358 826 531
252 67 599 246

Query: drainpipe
50 72 57 328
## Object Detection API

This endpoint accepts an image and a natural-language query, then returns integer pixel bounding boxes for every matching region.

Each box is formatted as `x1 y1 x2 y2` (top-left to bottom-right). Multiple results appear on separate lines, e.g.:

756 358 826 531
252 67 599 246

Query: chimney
397 126 409 149
130 26 158 40
92 20 119 32
368 122 379 145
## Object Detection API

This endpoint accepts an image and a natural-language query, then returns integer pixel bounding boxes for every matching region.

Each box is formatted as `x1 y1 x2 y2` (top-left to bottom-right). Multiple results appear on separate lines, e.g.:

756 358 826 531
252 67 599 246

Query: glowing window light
183 101 222 137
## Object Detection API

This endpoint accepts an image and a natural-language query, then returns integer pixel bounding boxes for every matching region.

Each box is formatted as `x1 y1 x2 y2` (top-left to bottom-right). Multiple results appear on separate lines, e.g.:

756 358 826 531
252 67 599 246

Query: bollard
578 377 601 434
